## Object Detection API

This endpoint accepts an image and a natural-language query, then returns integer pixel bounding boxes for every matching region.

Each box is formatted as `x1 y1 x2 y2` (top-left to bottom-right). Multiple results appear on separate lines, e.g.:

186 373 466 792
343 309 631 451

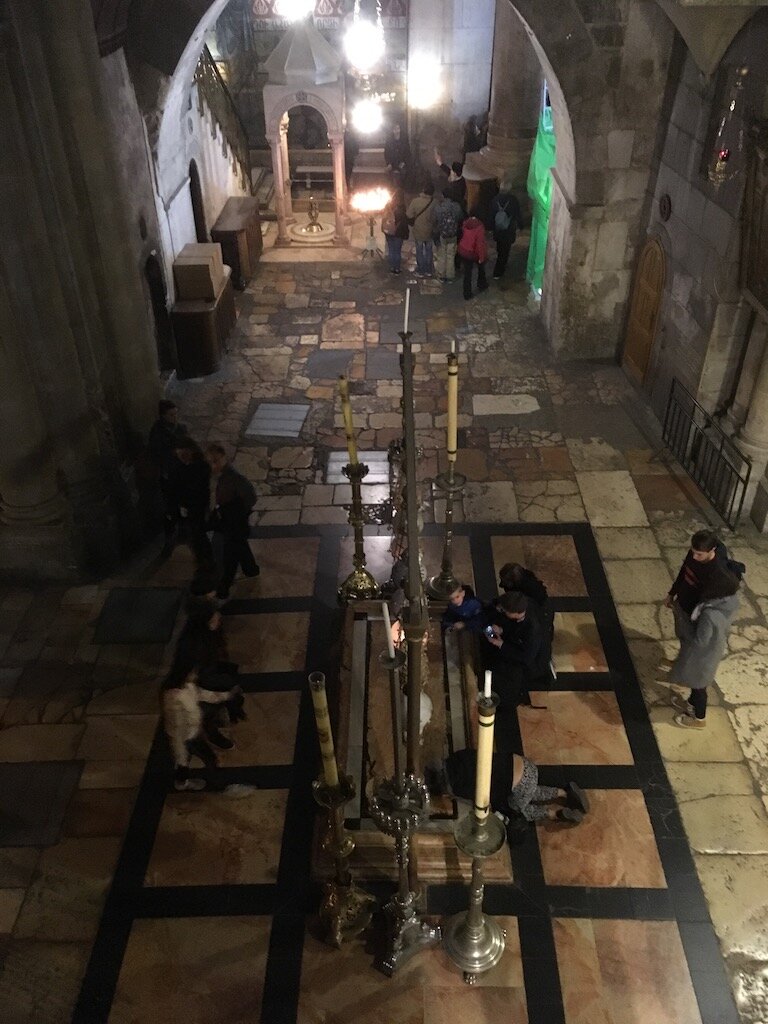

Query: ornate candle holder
312 772 376 948
369 770 441 975
427 461 467 600
338 461 380 602
442 693 506 984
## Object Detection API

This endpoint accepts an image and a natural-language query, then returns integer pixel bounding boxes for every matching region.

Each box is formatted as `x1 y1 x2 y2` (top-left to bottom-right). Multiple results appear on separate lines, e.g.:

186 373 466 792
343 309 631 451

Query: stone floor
0 227 767 1022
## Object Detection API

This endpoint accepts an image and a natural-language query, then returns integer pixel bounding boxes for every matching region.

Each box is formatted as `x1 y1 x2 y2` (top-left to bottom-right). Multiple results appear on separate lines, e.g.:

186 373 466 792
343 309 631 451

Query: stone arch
264 90 342 144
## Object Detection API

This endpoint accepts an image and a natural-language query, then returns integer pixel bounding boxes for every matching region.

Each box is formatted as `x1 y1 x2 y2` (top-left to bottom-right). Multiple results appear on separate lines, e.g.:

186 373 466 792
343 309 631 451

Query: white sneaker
174 778 206 791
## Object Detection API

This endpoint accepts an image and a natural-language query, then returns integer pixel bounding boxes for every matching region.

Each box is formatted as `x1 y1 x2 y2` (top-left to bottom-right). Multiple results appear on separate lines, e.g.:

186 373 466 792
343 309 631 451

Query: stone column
269 134 292 246
329 133 349 246
279 112 294 221
464 0 542 193
723 318 767 436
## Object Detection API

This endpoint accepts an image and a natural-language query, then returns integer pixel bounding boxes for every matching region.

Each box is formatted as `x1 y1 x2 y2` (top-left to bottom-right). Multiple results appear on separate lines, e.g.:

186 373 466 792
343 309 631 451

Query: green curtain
526 107 557 293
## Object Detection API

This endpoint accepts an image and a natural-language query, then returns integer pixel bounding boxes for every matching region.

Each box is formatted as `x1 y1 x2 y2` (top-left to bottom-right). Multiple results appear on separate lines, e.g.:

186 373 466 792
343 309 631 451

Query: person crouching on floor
162 668 242 791
426 750 589 825
441 581 485 634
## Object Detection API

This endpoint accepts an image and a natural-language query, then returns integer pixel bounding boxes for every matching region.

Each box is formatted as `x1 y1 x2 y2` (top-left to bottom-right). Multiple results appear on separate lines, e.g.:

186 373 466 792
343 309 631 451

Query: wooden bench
294 164 334 189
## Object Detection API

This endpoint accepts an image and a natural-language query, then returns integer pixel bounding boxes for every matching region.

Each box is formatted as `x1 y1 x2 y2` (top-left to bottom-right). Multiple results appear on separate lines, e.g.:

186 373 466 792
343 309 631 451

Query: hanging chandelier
344 0 385 75
351 96 383 134
274 0 314 21
708 65 749 187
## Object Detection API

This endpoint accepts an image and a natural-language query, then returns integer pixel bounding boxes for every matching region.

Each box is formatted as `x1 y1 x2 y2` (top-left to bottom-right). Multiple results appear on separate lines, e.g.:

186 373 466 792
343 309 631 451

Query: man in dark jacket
148 400 189 555
206 444 259 599
490 183 524 280
384 123 410 181
484 591 547 708
666 529 746 616
166 439 213 568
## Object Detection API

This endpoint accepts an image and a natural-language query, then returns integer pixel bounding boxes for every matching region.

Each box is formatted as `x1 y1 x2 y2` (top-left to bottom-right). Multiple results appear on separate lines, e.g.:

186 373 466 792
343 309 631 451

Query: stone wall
640 9 768 420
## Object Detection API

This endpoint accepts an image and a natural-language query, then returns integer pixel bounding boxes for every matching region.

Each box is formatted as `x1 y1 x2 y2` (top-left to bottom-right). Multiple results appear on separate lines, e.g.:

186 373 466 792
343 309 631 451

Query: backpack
494 200 511 232
437 200 460 238
381 206 396 236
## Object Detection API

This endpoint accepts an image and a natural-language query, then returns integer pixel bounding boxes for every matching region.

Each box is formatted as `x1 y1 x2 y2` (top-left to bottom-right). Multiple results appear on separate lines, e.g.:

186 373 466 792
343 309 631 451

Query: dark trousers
462 258 488 300
493 232 514 278
689 688 707 719
218 534 259 597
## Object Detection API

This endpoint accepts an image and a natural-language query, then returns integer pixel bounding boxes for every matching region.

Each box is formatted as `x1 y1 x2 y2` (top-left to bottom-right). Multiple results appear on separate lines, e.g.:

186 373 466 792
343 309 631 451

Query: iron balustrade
194 47 253 195
662 378 751 530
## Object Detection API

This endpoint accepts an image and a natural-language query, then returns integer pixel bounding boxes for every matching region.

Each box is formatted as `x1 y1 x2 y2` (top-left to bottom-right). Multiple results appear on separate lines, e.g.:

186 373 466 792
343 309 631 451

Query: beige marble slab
145 790 288 886
76 715 158 761
603 559 671 604
729 705 768 794
515 479 586 522
566 438 627 472
649 707 743 762
695 853 768 962
617 603 676 642
678 793 768 855
666 762 757 801
715 652 768 705
0 723 85 762
463 481 519 523
519 692 633 765
225 612 310 673
0 888 25 933
229 537 319 599
576 471 649 527
552 612 608 673
217 692 299 767
109 916 271 1024
594 526 663 560
0 938 91 1024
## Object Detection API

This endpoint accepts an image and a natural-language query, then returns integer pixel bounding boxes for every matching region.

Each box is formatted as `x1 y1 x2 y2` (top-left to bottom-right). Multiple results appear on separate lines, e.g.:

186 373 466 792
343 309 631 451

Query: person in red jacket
457 208 488 300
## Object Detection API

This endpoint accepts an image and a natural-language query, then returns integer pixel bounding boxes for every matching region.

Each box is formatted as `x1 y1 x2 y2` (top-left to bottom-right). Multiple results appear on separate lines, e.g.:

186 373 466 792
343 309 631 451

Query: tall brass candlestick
338 459 379 602
442 693 506 984
338 375 358 466
427 349 466 600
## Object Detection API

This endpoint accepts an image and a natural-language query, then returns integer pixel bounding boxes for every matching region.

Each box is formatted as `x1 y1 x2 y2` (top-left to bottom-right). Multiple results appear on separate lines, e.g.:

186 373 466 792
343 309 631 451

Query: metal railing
662 378 751 530
194 47 253 194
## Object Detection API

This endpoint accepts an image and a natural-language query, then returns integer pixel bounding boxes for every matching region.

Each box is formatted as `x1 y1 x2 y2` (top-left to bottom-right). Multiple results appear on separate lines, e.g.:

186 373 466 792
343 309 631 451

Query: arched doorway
189 159 207 242
622 237 666 385
144 254 176 370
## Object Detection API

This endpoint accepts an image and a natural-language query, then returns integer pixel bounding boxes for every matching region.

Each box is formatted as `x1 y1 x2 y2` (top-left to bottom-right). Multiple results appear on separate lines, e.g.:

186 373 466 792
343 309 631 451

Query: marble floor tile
76 715 158 762
109 916 271 1024
632 474 697 513
338 536 398 588
714 652 768 705
420 535 474 590
678 793 768 854
491 535 587 597
694 853 768 961
519 692 633 765
649 706 743 762
554 918 702 1024
79 760 147 789
0 887 25 933
0 938 91 1024
63 789 137 838
666 761 756 801
539 790 666 887
225 612 310 673
0 723 84 762
616 602 676 642
423 988 529 1024
729 705 768 794
603 558 672 603
230 537 319 599
0 847 40 888
463 482 519 523
86 681 160 716
145 790 288 886
217 692 299 767
594 526 663 560
13 837 121 941
576 471 649 527
552 612 608 673
566 438 627 472
516 479 586 522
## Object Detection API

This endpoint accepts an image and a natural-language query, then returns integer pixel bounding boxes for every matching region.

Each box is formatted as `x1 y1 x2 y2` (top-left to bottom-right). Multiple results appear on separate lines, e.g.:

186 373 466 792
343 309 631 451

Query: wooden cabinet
171 267 237 378
211 197 262 290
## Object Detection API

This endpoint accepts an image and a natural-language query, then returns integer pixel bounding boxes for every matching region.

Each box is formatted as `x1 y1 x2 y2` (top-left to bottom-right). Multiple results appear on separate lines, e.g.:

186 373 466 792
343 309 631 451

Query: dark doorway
189 159 207 242
144 254 176 370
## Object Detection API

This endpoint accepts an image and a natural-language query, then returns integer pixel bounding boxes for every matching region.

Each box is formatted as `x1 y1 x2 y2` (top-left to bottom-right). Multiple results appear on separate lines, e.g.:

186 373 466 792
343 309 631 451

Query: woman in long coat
670 564 740 729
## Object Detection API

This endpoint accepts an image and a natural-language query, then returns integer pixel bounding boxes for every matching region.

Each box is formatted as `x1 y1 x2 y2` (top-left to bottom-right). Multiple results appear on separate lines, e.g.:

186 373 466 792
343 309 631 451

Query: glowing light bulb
275 0 314 20
344 19 385 73
351 97 383 134
407 57 442 110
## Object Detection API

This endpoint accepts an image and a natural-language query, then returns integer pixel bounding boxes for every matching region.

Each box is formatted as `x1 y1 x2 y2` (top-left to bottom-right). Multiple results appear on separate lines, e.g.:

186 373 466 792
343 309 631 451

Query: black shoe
244 564 260 578
566 782 590 815
205 727 234 750
556 807 584 824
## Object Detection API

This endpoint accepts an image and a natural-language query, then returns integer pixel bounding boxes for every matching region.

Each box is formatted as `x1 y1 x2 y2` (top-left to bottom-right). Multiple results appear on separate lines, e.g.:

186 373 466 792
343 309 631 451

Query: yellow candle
338 375 358 466
446 352 458 465
309 672 339 788
474 698 497 823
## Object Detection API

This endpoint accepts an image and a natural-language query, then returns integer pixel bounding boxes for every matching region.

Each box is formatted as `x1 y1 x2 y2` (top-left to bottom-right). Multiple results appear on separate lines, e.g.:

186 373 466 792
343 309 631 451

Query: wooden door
623 236 665 384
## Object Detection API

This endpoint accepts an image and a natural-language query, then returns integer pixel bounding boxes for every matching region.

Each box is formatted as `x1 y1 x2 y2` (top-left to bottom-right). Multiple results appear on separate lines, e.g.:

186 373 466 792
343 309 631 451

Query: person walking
381 187 409 275
165 438 214 569
406 181 437 277
669 564 740 729
433 190 463 282
490 180 523 280
205 445 259 600
148 400 189 555
457 207 488 300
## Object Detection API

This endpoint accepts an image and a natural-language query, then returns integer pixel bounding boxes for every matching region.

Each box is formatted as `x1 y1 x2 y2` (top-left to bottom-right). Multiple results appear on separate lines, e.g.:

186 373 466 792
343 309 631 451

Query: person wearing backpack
381 187 409 275
457 206 488 300
433 189 463 282
406 181 437 276
490 180 523 281
206 444 259 599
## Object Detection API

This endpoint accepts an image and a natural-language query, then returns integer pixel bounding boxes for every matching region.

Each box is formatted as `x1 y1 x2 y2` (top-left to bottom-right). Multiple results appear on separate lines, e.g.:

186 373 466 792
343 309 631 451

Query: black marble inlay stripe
223 596 313 615
134 885 280 918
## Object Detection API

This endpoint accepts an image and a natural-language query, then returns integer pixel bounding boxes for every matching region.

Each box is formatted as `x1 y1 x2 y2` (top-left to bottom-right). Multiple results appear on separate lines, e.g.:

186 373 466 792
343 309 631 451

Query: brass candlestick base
312 773 376 948
339 461 380 603
427 467 467 600
370 772 441 975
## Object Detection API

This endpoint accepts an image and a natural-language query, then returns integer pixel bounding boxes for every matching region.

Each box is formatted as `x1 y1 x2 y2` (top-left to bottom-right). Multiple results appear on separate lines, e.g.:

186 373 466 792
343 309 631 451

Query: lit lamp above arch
344 0 385 75
274 0 315 20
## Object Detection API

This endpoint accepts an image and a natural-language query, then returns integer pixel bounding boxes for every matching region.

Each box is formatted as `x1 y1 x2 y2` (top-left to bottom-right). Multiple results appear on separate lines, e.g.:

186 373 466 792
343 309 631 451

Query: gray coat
669 593 739 688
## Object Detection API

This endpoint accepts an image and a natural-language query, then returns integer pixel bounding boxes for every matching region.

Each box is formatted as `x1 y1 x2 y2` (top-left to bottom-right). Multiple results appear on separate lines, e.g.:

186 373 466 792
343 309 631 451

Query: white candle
474 699 497 824
484 669 492 699
450 338 455 355
403 287 411 334
382 601 395 660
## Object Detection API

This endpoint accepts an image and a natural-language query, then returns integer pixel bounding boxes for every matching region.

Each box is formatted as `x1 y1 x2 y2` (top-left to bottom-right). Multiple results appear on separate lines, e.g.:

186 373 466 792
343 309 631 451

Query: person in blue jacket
441 582 485 634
